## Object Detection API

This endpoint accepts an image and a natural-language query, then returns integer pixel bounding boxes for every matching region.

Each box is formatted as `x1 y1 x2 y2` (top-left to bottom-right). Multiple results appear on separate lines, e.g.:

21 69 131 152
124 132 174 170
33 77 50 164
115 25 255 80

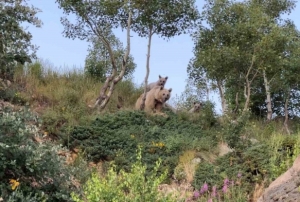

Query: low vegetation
1 62 300 201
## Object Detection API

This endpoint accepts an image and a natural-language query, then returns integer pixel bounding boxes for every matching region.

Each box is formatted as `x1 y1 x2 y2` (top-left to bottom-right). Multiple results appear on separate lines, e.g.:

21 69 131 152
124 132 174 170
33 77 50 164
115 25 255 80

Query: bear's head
157 86 172 103
192 102 202 112
158 75 168 87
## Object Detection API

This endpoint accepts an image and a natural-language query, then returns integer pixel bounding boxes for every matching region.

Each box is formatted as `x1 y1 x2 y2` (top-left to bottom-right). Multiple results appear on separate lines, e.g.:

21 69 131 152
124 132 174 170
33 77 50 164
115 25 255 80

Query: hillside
1 65 300 202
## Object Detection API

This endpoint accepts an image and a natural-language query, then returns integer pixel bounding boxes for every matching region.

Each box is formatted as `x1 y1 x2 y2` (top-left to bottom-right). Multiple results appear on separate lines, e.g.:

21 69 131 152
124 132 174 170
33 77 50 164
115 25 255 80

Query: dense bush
193 132 300 199
71 147 175 202
64 110 218 178
0 106 89 201
192 143 271 199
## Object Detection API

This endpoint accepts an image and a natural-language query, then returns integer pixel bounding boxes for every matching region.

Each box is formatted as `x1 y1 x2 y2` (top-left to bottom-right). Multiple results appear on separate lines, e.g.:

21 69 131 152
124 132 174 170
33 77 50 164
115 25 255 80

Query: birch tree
130 0 199 110
56 0 133 110
188 0 298 117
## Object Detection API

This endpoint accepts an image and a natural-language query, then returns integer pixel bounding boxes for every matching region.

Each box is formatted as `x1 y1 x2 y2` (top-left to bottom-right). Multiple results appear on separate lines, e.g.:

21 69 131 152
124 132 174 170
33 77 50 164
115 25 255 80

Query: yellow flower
158 142 165 148
9 179 20 191
130 134 135 138
153 142 165 148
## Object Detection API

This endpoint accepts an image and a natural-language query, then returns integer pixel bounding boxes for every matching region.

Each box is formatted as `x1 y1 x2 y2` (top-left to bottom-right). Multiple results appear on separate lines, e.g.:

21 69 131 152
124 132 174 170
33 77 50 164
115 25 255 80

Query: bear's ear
160 86 163 90
165 76 168 80
193 101 196 105
168 88 172 92
159 75 162 78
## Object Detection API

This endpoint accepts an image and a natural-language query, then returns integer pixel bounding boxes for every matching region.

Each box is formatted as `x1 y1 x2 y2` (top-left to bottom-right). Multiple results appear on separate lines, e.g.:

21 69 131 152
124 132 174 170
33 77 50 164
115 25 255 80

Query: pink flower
207 199 213 202
237 172 242 178
185 197 192 202
222 184 228 193
193 191 200 199
223 178 229 185
211 185 217 197
200 182 209 194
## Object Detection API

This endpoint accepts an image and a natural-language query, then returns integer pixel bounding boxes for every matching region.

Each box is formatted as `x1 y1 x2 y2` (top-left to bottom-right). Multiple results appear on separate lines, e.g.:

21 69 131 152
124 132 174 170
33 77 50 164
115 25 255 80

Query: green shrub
0 85 28 105
268 133 300 180
193 162 222 189
0 106 89 201
71 147 175 202
193 143 273 198
65 110 215 179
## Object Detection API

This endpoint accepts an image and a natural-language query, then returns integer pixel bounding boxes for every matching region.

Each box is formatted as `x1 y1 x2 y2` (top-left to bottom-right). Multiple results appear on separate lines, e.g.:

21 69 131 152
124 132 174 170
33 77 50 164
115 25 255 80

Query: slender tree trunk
217 80 227 114
243 80 251 112
92 11 132 110
263 70 272 121
243 53 258 113
0 33 5 79
206 78 210 101
140 27 153 110
284 90 290 135
233 92 239 114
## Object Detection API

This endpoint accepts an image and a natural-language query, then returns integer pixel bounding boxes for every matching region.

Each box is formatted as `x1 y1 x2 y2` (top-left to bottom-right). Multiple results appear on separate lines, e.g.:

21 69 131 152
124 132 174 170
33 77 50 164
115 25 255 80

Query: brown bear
146 75 168 92
135 86 172 114
189 102 202 113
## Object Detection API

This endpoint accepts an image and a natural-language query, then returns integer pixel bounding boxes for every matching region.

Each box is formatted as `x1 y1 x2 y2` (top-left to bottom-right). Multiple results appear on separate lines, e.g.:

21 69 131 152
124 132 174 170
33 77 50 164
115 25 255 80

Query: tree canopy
0 0 42 79
188 0 300 119
85 33 136 82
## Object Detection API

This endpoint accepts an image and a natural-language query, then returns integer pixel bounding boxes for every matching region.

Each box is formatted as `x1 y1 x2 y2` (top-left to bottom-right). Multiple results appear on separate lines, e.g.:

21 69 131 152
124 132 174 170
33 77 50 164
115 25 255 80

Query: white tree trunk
140 28 153 110
217 80 228 114
263 70 272 120
243 80 251 112
92 11 132 110
206 78 210 101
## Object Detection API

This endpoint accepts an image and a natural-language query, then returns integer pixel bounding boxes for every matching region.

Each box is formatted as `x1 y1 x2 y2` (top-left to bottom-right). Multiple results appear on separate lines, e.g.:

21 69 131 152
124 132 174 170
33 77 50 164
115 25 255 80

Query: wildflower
158 142 165 148
207 199 213 202
130 134 135 138
222 184 228 193
193 191 200 199
211 185 217 197
200 182 209 194
237 172 242 178
9 179 20 191
223 178 229 185
185 197 192 202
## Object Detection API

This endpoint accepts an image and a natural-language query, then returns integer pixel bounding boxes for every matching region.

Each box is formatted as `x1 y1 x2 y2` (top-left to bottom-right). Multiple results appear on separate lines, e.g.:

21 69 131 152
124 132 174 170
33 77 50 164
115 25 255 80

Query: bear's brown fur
135 86 172 114
146 75 168 92
189 102 202 113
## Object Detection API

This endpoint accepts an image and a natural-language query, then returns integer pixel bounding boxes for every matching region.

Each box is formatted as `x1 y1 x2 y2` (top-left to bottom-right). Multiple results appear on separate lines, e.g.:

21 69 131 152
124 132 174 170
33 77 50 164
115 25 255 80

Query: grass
12 60 143 135
2 60 300 202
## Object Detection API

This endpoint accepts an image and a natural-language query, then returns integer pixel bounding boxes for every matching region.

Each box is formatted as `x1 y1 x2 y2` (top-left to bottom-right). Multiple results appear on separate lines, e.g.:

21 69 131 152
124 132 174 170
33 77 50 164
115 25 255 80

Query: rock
257 155 300 202
191 158 201 164
218 142 234 157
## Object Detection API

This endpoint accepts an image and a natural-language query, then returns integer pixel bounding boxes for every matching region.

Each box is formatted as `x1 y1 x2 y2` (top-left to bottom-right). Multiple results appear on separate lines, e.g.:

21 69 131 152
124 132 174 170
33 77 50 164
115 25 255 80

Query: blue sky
26 1 300 114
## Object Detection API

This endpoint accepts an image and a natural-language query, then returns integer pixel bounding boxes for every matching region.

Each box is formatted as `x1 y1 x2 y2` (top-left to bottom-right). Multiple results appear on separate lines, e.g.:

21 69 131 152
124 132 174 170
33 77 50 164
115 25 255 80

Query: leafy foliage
71 147 174 202
64 110 217 178
188 0 300 117
131 0 200 38
85 34 136 82
0 0 42 80
0 106 89 201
